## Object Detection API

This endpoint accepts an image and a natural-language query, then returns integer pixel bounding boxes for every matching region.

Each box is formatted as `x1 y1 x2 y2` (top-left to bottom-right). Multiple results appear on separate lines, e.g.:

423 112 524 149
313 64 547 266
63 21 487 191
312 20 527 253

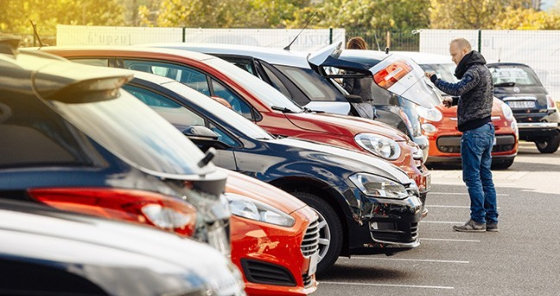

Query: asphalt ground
316 141 560 296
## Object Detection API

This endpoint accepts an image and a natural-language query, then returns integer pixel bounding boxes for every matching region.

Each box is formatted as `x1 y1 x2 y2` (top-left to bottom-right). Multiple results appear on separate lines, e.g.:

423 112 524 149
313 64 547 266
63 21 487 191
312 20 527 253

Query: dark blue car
123 71 423 274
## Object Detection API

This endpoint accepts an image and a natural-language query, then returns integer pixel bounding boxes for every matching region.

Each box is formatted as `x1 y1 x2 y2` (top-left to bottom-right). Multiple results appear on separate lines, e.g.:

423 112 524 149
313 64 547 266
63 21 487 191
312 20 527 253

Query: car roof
487 62 530 67
2 42 132 96
148 42 311 68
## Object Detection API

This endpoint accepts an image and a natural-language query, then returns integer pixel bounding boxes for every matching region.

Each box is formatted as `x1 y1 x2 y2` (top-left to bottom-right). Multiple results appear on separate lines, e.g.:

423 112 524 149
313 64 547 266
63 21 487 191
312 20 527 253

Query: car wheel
291 191 343 275
492 158 515 170
535 133 560 153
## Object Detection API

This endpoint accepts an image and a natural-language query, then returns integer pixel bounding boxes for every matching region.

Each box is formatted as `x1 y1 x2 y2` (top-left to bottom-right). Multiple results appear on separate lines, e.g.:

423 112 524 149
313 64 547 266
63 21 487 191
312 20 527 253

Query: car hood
221 168 307 215
268 137 411 185
285 112 408 141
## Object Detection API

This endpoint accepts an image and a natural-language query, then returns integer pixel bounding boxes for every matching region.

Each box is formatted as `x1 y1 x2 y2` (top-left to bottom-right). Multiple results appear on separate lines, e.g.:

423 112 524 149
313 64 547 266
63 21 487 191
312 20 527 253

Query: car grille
371 221 419 243
301 218 320 257
437 135 515 153
302 273 313 288
241 259 296 286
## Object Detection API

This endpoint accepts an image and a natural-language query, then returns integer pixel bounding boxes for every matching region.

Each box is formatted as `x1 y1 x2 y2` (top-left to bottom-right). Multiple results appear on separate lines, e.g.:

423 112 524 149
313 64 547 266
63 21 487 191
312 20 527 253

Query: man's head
449 38 472 65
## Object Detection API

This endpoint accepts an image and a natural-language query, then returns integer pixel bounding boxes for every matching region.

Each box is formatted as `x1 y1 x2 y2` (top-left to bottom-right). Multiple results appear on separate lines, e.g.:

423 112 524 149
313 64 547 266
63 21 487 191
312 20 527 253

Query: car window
420 63 457 83
71 58 109 67
210 78 253 120
260 65 292 98
122 84 206 128
275 65 345 102
489 66 540 86
0 92 90 168
122 60 211 96
223 57 257 76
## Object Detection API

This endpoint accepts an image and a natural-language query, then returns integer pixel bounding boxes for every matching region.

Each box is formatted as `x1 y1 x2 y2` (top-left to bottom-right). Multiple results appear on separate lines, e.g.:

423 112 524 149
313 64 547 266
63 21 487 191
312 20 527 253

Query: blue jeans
461 123 498 224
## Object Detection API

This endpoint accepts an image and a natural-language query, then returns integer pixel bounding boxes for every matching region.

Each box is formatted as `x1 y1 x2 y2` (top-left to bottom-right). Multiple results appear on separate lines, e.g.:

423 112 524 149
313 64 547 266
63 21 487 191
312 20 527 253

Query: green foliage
0 0 124 35
495 7 560 29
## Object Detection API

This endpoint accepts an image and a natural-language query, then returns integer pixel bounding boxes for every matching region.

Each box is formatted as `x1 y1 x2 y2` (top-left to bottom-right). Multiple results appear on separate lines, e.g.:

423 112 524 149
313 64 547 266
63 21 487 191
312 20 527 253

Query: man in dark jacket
426 38 498 232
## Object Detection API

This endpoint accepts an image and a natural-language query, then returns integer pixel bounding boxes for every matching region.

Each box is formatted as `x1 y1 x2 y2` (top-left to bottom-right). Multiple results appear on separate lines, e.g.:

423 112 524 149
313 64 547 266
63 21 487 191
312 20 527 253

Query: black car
0 199 245 296
0 38 230 253
161 43 432 161
123 71 423 273
488 63 560 153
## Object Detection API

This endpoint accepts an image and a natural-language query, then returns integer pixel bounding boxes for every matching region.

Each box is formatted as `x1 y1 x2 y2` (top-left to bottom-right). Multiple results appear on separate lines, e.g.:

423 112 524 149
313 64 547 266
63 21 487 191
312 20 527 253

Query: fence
420 29 560 101
345 29 420 51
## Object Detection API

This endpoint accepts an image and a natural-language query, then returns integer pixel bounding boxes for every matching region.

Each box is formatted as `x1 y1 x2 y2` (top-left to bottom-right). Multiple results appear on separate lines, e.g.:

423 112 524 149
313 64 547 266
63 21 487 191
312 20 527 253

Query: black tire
491 158 515 170
291 191 343 275
535 133 560 153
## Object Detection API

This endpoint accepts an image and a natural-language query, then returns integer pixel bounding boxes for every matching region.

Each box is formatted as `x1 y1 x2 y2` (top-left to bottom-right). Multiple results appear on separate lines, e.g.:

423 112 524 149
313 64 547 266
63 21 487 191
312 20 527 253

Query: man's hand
442 97 453 108
425 72 435 80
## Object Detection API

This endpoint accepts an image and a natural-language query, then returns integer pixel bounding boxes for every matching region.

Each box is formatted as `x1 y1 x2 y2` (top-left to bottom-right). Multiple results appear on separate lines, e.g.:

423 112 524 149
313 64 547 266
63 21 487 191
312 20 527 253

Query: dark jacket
430 51 493 132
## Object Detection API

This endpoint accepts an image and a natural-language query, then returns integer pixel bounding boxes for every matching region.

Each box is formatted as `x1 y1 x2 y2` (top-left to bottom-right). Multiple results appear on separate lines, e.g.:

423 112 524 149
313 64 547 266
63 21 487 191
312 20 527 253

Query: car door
122 83 238 170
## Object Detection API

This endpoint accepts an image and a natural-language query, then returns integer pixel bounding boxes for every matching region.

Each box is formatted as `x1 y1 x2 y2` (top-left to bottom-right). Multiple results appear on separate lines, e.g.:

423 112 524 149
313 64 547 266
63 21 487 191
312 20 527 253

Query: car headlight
349 173 409 199
501 101 514 121
355 133 401 160
421 123 437 134
417 105 443 122
225 193 295 227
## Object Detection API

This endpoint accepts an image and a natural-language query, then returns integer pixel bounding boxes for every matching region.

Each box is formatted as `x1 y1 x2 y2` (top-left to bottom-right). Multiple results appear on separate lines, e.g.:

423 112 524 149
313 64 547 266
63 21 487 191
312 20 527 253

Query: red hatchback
43 47 431 202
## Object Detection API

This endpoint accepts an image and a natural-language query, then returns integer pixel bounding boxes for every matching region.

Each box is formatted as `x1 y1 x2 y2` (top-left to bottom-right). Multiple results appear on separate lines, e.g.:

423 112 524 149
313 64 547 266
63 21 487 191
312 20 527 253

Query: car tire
491 158 515 170
291 191 343 275
535 133 560 153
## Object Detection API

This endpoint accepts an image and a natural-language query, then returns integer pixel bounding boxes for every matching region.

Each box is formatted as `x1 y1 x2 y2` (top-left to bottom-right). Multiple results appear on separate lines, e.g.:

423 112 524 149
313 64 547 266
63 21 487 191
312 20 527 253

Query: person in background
425 38 498 233
342 37 376 119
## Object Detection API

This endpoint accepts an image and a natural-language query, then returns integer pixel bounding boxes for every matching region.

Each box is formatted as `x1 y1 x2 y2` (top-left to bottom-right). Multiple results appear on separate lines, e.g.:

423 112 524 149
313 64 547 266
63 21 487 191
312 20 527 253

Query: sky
542 0 557 10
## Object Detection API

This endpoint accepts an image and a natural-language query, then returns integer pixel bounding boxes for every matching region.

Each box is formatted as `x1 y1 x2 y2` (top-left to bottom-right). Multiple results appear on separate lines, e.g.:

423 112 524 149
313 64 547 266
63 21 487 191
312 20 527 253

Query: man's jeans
461 123 498 224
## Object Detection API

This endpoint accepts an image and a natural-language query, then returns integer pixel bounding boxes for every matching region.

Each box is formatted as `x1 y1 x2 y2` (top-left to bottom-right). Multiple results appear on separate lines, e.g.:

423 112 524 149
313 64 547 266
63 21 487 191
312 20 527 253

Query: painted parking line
341 257 469 264
420 238 480 243
420 220 465 224
430 192 509 196
320 281 454 290
428 205 501 209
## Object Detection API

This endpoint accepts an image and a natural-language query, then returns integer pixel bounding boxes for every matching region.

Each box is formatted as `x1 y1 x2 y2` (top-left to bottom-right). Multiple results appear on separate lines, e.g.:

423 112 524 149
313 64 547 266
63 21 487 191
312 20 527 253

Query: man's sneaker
452 219 486 232
486 222 499 232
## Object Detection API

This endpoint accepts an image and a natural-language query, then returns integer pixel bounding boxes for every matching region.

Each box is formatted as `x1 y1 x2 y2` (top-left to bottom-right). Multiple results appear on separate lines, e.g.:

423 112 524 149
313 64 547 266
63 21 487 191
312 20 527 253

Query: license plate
308 252 319 275
507 100 535 109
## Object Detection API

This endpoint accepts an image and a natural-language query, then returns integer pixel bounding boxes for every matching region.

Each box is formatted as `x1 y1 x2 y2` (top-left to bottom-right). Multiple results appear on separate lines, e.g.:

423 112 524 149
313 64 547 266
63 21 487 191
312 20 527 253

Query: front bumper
230 206 318 296
427 132 518 163
347 189 423 255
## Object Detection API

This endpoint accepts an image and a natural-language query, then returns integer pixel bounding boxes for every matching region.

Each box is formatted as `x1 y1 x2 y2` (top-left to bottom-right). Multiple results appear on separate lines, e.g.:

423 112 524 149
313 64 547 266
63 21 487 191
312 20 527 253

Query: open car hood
308 44 437 108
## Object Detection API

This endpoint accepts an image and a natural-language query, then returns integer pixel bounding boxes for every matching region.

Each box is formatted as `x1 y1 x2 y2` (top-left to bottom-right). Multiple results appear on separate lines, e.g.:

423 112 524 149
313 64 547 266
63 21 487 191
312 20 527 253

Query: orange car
225 169 319 296
419 98 518 169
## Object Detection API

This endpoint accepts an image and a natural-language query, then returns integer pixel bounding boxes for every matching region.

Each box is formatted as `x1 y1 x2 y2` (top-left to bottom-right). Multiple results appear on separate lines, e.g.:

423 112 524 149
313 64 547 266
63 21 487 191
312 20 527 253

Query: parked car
225 169 318 296
40 47 431 204
397 51 519 168
1 39 230 255
487 62 560 153
115 71 423 274
0 199 245 296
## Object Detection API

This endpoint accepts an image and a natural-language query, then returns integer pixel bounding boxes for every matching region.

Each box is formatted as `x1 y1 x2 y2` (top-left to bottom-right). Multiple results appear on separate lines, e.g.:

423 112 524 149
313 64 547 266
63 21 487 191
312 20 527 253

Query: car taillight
546 95 557 110
28 188 196 236
373 60 412 89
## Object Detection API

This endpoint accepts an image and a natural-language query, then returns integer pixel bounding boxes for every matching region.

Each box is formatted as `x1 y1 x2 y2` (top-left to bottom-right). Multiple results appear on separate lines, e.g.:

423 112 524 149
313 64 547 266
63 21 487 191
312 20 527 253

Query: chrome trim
517 122 558 129
503 96 537 101
371 238 421 249
491 116 501 121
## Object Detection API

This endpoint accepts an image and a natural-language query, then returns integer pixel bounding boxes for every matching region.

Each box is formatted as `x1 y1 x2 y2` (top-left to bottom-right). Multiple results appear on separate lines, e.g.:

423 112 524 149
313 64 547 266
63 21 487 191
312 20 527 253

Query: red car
225 169 318 296
42 47 431 202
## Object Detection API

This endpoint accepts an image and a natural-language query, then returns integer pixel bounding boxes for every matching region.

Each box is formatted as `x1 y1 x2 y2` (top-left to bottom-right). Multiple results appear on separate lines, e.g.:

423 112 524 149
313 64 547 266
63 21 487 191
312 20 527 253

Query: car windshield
420 63 458 83
488 66 541 86
274 65 347 102
204 57 303 113
163 81 274 140
48 89 214 177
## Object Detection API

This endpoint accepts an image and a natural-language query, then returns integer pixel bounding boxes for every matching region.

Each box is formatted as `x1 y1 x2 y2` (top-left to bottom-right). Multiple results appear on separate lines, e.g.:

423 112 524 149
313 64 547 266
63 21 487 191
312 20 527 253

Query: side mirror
345 94 364 103
182 126 230 150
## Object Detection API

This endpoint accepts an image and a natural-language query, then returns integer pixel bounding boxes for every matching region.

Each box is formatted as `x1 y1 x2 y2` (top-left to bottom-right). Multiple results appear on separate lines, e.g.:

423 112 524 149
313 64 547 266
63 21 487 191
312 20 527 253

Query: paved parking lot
317 141 560 295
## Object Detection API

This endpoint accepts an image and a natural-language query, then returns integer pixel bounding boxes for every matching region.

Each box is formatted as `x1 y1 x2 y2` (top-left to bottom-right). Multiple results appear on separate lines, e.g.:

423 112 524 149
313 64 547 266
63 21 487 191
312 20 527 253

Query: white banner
57 25 345 52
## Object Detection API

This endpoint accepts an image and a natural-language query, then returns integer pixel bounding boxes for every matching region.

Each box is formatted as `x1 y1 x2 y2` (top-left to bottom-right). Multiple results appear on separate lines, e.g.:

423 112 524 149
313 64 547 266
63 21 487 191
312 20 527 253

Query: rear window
0 91 91 168
489 66 541 86
274 65 347 102
48 89 213 177
420 63 457 83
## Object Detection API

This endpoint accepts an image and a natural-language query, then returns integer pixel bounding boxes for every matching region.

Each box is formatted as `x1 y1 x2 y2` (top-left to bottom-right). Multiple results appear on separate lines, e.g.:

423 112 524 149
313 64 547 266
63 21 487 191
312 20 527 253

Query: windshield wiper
494 82 516 87
271 106 294 113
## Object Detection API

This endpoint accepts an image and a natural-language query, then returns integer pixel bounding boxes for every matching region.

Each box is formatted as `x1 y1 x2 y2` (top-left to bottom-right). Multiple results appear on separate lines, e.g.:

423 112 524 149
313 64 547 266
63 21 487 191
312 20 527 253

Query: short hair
451 38 472 51
347 37 368 50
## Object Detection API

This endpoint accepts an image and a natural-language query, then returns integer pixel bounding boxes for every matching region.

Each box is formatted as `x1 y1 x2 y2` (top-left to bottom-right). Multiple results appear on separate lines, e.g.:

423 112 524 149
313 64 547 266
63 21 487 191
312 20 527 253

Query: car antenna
284 12 317 51
373 31 381 51
30 20 44 48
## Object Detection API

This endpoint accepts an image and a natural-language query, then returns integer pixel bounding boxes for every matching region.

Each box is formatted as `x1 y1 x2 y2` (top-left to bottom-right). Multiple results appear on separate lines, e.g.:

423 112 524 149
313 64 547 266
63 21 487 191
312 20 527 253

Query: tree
429 0 533 29
495 7 560 29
